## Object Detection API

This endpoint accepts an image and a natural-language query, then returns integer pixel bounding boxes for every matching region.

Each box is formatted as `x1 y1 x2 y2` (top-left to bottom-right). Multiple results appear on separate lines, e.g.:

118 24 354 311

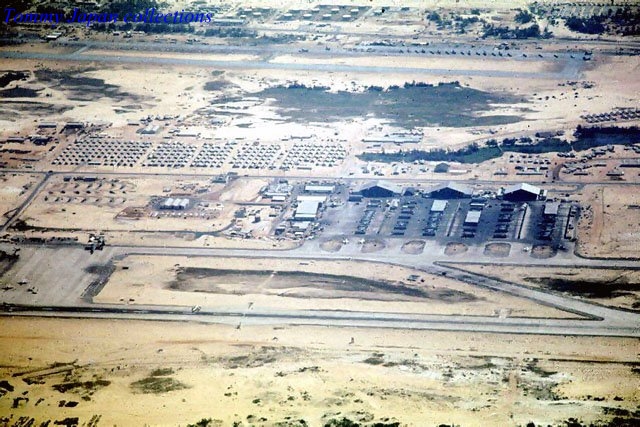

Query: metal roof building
464 210 482 225
162 198 175 209
161 197 189 210
294 200 320 221
544 202 560 216
430 200 448 213
304 185 335 194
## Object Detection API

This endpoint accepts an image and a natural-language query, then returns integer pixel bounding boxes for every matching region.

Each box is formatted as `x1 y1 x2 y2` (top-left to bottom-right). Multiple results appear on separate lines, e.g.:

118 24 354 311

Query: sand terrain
96 255 578 319
0 317 637 426
0 1 639 425
575 185 640 259
0 174 40 226
448 263 640 312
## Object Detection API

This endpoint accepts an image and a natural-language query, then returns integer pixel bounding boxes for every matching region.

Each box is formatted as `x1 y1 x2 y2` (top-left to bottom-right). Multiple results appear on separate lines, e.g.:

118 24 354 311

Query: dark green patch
52 380 110 393
171 267 478 303
34 69 139 102
150 368 174 377
204 80 234 91
0 87 41 98
130 376 188 394
256 82 524 129
0 250 19 277
524 276 640 300
0 380 14 392
363 353 386 365
0 71 28 88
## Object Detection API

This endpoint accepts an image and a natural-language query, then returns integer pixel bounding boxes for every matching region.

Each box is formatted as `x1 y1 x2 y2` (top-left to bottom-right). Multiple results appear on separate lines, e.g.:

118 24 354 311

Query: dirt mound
444 242 468 256
530 245 556 259
361 239 385 253
320 238 343 252
401 240 425 254
483 243 511 257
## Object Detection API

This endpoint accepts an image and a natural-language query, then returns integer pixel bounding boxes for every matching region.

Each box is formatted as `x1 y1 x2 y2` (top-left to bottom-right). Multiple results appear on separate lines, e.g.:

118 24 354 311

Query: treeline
90 22 193 33
358 143 502 164
204 27 257 38
565 16 606 34
482 23 552 39
277 81 458 92
202 28 302 43
358 137 571 164
573 125 640 151
358 125 640 165
283 83 329 90
564 8 640 36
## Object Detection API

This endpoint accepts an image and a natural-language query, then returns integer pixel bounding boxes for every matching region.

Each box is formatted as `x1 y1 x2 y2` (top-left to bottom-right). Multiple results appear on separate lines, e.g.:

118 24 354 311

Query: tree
187 419 213 427
427 11 441 23
515 10 534 24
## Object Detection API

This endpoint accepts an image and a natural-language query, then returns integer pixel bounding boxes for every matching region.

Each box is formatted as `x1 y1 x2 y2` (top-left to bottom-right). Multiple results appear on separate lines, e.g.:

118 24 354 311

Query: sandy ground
96 255 579 319
575 185 640 258
0 4 639 425
0 173 40 226
0 317 637 427
19 176 262 233
2 50 638 178
446 263 640 312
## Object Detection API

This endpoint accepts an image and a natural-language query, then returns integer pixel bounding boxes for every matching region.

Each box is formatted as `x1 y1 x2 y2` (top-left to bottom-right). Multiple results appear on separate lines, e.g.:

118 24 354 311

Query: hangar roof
428 181 472 196
504 182 541 195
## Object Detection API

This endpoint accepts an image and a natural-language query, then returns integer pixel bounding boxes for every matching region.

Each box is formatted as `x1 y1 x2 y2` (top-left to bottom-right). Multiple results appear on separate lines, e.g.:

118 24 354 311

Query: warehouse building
294 200 321 221
161 198 190 210
304 184 335 194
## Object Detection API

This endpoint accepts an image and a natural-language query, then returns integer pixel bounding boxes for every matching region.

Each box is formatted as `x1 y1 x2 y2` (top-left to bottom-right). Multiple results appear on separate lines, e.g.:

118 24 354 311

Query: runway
1 242 639 338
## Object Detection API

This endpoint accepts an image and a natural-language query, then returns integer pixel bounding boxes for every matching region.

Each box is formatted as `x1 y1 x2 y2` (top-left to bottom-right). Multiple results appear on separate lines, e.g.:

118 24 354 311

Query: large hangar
427 182 472 199
356 181 402 198
502 183 542 202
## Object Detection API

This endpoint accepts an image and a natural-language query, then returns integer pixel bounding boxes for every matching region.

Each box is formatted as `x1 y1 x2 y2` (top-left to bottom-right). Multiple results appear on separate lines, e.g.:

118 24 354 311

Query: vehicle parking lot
321 193 572 248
